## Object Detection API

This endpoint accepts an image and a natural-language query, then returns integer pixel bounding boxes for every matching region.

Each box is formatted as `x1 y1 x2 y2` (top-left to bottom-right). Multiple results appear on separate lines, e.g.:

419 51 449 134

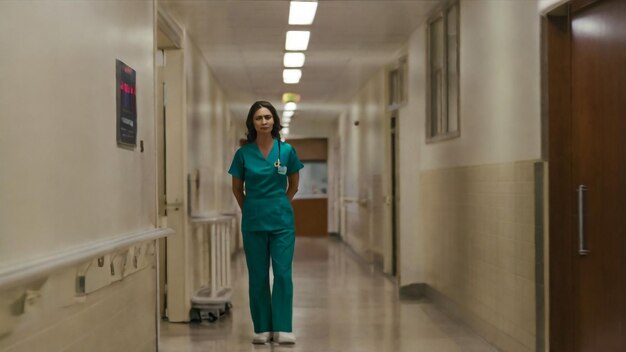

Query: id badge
277 166 287 175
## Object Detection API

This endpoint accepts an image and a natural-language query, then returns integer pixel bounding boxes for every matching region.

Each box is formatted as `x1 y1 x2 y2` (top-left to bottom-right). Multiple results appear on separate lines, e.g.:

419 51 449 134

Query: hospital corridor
159 237 496 352
1 0 625 352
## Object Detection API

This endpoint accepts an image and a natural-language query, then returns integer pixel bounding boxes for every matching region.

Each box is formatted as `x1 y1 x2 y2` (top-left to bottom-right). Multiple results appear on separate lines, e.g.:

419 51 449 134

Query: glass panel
446 5 459 133
430 16 444 137
295 161 328 198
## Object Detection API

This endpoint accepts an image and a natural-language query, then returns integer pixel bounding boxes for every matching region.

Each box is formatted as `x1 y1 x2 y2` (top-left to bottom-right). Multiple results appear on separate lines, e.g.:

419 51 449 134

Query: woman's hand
232 176 245 209
286 172 299 202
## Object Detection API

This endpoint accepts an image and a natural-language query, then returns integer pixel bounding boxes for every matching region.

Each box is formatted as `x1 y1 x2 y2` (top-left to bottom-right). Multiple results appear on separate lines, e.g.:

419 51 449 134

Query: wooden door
288 138 329 236
570 0 626 350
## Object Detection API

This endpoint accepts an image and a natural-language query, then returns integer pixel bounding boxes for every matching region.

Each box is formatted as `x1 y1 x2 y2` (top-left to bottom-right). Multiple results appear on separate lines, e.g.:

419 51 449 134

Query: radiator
189 214 235 321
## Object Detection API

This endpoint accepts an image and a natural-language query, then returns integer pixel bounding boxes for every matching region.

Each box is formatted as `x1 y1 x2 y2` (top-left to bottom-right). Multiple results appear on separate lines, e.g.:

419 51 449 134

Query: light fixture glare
284 102 297 111
289 1 318 25
285 31 310 51
284 53 306 68
283 69 302 84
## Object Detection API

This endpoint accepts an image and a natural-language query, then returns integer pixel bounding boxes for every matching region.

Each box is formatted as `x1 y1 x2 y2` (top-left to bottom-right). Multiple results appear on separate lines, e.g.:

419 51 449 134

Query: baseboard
399 283 425 300
422 284 533 352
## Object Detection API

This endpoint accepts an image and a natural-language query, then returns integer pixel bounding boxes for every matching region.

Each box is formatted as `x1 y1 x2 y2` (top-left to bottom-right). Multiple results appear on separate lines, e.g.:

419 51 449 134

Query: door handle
577 185 590 255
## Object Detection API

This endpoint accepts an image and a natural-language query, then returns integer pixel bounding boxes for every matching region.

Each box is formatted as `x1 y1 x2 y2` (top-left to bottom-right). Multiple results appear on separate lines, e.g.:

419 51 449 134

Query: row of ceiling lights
281 1 318 136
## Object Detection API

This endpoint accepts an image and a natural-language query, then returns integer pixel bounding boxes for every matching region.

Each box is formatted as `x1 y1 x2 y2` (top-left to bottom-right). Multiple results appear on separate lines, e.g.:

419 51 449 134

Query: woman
228 101 303 345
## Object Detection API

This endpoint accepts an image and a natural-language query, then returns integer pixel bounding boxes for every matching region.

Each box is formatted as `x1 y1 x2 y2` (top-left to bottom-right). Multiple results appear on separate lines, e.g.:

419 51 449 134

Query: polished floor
159 237 497 352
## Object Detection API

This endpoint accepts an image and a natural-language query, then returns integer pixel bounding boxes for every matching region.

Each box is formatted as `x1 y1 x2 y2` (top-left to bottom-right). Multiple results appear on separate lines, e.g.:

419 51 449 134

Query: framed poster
116 60 137 146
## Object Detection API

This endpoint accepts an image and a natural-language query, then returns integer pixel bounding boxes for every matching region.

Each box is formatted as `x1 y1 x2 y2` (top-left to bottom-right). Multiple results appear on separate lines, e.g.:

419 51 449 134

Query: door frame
383 108 400 279
546 3 575 350
156 7 189 323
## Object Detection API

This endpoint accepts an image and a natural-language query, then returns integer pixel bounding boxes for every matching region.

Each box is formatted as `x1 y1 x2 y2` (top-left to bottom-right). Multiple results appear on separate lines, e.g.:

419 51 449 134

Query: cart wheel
207 312 218 322
189 309 201 322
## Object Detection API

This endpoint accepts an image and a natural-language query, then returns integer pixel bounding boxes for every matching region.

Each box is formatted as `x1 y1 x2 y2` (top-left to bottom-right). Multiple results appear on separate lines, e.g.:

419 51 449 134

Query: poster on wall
116 59 137 147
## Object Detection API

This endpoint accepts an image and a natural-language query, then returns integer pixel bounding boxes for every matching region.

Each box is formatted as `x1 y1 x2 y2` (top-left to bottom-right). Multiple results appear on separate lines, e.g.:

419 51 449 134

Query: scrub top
228 139 304 233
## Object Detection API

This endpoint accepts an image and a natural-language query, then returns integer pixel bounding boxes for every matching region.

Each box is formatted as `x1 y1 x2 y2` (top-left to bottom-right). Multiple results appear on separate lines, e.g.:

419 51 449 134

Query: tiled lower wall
0 256 157 352
418 161 541 352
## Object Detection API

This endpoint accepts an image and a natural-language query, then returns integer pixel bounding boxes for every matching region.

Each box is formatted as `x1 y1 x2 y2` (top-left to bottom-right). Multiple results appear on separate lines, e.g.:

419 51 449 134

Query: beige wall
158 12 239 321
398 0 542 283
419 162 537 352
396 0 543 350
185 36 235 216
1 252 157 352
539 0 569 14
0 0 156 266
0 1 158 350
339 70 388 261
412 0 542 170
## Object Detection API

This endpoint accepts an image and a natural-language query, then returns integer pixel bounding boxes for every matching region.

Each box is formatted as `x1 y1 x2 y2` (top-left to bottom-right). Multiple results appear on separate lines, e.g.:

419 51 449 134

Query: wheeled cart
189 214 235 322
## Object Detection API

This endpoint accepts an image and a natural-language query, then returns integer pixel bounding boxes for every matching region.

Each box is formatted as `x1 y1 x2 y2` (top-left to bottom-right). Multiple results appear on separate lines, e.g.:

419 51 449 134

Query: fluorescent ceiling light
283 110 295 118
284 53 306 68
282 116 292 124
289 1 318 25
285 31 310 51
282 122 290 128
284 102 297 111
283 69 302 84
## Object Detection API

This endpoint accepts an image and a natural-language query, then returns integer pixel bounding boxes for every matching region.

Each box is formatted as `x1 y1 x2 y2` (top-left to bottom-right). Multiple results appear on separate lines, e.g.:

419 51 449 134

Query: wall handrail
190 213 235 225
0 227 175 289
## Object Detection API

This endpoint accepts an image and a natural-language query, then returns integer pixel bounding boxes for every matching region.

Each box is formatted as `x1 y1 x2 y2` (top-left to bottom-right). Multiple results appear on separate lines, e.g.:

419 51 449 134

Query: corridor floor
159 237 497 352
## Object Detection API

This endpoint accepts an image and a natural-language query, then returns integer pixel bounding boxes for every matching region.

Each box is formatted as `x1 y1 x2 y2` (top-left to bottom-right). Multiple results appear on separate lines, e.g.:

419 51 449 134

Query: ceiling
159 0 439 122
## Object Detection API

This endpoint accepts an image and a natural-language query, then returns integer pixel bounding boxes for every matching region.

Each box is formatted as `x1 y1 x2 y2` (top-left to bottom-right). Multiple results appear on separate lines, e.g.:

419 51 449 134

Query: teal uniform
228 139 304 333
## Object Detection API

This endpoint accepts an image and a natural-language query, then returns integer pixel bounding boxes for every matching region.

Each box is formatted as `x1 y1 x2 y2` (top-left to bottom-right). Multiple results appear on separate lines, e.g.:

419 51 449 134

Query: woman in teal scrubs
228 101 303 345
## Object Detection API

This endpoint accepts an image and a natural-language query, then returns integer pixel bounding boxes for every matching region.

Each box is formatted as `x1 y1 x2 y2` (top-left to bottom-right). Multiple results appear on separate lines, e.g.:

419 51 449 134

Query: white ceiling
160 0 439 122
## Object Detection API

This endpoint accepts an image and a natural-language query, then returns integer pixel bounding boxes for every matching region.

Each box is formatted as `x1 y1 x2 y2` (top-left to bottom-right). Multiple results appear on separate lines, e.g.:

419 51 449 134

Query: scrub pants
242 228 295 333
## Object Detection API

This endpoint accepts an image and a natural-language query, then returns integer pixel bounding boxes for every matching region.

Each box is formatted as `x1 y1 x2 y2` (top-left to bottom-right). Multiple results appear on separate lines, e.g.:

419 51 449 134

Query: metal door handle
577 185 590 255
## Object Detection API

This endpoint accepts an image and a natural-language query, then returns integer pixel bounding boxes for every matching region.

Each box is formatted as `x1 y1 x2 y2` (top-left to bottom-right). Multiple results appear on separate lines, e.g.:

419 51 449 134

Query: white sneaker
252 332 271 344
274 332 296 345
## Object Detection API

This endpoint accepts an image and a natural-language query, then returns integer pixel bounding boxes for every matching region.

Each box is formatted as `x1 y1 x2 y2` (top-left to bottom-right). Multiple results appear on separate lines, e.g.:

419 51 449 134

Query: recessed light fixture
282 93 301 103
284 52 306 68
282 116 292 124
289 1 318 25
283 69 302 84
285 31 310 51
283 110 295 118
284 102 297 111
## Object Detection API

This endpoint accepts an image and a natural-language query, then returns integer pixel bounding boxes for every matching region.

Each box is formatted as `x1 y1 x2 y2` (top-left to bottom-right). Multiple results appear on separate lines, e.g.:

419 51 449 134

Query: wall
159 13 238 322
0 1 158 350
185 36 235 216
416 1 542 170
339 70 388 263
0 0 156 268
1 249 157 352
397 0 543 351
419 162 539 351
539 0 569 14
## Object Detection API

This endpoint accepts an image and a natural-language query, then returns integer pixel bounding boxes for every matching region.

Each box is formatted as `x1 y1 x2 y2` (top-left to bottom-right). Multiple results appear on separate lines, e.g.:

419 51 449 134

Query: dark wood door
571 0 626 350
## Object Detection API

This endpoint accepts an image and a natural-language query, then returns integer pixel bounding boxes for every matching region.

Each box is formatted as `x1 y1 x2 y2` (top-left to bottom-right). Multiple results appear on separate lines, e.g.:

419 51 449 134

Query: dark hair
245 100 282 143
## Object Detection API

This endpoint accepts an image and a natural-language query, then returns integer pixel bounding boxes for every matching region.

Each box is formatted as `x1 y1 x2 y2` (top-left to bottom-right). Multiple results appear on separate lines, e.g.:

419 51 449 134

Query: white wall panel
0 0 156 270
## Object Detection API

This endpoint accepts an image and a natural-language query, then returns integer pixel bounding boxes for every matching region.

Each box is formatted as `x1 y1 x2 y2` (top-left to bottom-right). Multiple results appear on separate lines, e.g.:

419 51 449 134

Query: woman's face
253 107 274 135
